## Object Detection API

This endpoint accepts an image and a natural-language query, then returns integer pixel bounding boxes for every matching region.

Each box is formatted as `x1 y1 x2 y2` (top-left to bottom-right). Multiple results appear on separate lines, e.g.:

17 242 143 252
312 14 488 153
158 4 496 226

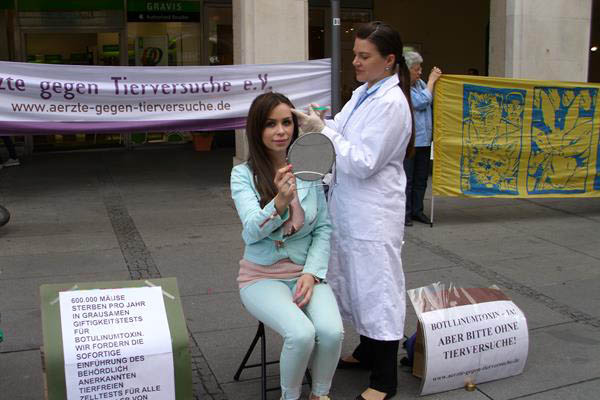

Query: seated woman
231 92 344 400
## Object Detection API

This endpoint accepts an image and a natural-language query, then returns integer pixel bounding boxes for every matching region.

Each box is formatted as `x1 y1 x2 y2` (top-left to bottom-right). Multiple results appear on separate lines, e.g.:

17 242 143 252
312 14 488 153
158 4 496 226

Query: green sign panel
18 0 123 11
0 0 14 10
40 278 192 400
103 44 120 53
127 0 200 22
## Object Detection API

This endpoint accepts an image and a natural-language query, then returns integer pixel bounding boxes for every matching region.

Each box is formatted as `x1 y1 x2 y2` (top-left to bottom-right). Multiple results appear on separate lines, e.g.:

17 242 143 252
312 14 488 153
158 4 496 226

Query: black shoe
404 217 413 227
338 358 369 370
412 213 430 224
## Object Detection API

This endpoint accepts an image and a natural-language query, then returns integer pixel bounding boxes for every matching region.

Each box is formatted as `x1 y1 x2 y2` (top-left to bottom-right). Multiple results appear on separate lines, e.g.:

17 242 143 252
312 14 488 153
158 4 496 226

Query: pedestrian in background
403 51 441 226
0 136 20 170
467 67 480 75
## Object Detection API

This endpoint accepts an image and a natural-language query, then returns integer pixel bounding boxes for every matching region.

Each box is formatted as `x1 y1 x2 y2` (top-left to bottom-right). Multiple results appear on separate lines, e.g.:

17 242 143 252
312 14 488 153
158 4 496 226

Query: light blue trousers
240 279 344 400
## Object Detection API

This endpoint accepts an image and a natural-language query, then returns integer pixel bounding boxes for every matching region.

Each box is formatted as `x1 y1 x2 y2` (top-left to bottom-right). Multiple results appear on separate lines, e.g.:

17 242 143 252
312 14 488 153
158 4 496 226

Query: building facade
0 0 596 156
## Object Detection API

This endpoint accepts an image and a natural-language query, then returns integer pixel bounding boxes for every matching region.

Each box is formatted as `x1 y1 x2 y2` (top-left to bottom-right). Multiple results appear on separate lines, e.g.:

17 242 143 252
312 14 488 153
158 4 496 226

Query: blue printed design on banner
528 87 597 194
461 85 526 195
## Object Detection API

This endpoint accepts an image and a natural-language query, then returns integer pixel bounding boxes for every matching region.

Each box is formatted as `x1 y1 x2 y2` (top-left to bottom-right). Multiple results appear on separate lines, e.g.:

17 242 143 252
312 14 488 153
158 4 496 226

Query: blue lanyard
329 76 392 200
341 76 391 135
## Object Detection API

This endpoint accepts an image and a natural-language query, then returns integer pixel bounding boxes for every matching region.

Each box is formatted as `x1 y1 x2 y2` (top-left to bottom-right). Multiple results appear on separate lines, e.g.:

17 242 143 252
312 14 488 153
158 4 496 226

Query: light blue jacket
230 163 332 280
411 79 433 147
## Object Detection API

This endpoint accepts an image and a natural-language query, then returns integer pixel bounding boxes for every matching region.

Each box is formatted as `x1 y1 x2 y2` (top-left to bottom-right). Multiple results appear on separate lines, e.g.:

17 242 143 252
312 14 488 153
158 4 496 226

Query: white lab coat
322 74 411 340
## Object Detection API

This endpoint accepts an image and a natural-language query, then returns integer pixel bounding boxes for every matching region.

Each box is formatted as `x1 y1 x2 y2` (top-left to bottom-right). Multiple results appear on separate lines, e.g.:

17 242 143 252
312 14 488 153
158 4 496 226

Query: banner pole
331 0 341 115
430 194 434 228
430 144 434 227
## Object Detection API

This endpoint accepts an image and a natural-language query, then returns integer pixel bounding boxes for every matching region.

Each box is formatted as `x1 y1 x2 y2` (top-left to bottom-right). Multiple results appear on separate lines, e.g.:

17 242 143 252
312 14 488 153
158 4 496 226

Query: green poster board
40 278 192 400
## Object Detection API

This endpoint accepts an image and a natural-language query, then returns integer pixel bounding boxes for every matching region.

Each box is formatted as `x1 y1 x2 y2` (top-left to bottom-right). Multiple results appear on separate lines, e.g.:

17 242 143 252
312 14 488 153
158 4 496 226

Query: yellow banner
432 75 600 197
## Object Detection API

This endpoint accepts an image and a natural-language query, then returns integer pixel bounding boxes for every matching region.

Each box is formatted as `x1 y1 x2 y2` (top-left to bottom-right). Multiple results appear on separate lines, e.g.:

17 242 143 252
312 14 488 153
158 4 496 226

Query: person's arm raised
230 165 293 244
426 67 442 95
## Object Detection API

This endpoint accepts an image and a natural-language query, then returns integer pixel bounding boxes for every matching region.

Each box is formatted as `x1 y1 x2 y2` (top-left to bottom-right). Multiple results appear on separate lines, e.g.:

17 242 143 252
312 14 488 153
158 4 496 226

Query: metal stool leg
234 323 275 400
260 323 267 400
234 321 312 399
233 322 264 381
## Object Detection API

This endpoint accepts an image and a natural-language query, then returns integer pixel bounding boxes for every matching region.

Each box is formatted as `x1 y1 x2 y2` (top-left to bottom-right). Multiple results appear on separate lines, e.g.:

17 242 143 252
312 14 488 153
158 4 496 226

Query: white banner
59 287 175 400
419 300 528 395
0 59 331 134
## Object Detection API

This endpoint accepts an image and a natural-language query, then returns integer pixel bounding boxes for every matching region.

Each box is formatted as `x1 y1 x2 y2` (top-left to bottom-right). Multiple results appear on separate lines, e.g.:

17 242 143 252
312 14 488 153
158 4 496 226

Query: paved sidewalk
1 146 599 399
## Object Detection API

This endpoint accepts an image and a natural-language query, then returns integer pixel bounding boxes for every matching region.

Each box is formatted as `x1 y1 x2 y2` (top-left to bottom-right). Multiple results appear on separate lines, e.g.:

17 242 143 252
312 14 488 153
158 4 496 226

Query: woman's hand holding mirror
274 164 296 214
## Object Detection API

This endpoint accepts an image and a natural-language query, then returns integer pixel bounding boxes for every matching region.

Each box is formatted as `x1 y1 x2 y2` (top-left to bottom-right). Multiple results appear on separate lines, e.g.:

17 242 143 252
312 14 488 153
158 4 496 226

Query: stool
234 322 312 400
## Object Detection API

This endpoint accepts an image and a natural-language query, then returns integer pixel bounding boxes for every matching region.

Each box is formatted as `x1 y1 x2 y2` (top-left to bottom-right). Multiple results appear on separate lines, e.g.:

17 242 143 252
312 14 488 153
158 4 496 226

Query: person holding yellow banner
403 51 441 226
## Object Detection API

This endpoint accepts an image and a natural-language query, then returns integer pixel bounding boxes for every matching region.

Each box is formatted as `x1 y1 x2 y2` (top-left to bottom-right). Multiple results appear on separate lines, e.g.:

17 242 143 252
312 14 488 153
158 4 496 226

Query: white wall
232 0 308 164
490 0 592 81
233 0 308 65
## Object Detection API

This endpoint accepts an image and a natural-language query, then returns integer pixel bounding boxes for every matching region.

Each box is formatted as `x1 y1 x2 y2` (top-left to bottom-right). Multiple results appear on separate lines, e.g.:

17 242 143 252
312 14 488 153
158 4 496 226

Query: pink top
238 192 305 289
237 258 304 288
282 192 305 236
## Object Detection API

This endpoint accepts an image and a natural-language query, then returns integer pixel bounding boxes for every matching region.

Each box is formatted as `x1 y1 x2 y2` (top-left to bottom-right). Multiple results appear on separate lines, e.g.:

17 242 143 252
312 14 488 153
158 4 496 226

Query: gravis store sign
127 0 200 22
0 59 331 134
147 2 183 11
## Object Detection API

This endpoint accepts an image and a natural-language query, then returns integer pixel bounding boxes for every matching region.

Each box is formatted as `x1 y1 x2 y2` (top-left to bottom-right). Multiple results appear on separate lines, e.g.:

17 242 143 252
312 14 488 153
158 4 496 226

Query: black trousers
1 136 18 160
404 146 431 218
352 335 400 395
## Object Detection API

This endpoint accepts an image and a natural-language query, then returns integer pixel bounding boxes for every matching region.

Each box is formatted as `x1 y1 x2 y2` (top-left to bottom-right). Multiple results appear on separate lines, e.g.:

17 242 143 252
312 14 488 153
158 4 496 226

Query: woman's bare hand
294 274 317 307
274 164 296 214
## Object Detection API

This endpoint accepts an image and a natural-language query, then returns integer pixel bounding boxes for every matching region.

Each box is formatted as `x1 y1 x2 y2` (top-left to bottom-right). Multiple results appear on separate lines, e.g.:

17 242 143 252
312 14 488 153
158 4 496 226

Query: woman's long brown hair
245 92 299 207
356 21 415 159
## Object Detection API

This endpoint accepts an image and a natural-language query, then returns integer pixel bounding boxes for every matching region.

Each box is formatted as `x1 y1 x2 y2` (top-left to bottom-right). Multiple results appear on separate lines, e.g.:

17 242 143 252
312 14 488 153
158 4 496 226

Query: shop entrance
22 30 126 151
11 2 130 153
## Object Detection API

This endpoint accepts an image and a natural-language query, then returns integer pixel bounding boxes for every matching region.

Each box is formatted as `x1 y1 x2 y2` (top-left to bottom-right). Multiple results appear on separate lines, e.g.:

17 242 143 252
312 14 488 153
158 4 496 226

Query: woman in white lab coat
292 21 414 400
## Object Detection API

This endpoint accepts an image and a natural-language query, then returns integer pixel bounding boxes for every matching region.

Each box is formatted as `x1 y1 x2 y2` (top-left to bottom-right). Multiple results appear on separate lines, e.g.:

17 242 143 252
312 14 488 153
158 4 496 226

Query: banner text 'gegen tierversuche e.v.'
0 59 331 134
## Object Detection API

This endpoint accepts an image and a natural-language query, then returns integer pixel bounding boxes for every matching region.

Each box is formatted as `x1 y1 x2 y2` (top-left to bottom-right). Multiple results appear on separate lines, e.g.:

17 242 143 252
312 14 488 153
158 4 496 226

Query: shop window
202 4 234 150
340 10 371 103
127 22 201 66
24 32 120 66
23 32 125 150
309 8 326 60
309 7 371 104
204 5 233 65
126 22 202 144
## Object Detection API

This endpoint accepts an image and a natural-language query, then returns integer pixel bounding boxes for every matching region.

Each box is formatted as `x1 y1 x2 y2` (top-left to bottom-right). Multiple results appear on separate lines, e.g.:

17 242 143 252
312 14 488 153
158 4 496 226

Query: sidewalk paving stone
1 147 599 399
